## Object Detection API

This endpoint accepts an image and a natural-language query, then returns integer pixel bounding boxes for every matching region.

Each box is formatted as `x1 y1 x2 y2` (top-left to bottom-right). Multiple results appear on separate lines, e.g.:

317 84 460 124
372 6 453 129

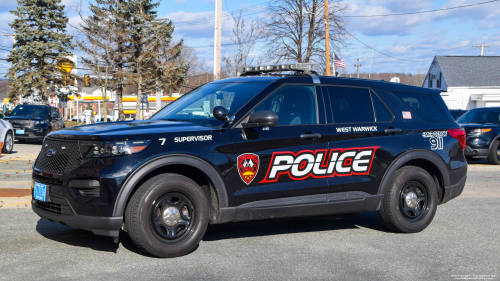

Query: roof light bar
238 63 320 76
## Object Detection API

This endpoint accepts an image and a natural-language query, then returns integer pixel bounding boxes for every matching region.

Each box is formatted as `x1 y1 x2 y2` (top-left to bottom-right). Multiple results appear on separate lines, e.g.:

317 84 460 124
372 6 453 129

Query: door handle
384 128 402 134
300 133 321 139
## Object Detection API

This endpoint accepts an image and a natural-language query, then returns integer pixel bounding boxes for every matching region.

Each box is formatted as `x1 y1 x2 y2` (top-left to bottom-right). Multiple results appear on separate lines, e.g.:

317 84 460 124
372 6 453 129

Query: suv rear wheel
487 140 500 165
125 173 210 258
378 166 438 233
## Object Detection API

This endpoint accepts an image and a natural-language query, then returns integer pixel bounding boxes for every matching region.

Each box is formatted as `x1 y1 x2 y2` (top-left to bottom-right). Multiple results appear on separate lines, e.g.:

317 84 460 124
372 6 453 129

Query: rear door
229 84 330 207
323 86 410 197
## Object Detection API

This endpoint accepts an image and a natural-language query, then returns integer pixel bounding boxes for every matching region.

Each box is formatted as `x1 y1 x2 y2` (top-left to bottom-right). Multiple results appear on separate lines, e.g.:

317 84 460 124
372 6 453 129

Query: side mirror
242 110 279 128
213 106 229 122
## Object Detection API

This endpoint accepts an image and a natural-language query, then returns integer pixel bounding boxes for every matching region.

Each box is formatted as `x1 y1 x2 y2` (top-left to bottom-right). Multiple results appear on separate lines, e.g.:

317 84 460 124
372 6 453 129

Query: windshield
10 106 50 117
151 82 269 127
457 110 500 123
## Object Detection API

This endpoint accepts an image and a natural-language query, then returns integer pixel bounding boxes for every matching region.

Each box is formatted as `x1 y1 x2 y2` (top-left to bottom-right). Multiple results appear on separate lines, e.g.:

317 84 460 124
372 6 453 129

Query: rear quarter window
392 92 450 122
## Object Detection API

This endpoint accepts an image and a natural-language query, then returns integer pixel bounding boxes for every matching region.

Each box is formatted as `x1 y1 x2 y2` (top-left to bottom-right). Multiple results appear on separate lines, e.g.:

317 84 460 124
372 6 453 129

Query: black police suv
457 107 500 164
31 64 468 258
5 104 65 142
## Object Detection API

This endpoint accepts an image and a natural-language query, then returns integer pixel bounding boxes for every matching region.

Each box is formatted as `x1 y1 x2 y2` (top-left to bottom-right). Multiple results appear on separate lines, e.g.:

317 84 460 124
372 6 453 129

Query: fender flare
112 154 229 217
377 149 451 195
489 135 500 149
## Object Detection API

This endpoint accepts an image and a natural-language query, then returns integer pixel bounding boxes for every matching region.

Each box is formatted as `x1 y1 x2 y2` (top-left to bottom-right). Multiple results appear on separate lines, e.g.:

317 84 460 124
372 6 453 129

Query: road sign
141 93 148 104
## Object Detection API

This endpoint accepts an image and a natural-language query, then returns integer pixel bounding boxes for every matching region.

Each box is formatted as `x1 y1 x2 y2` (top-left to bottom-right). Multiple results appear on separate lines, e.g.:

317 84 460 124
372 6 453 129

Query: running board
213 192 384 224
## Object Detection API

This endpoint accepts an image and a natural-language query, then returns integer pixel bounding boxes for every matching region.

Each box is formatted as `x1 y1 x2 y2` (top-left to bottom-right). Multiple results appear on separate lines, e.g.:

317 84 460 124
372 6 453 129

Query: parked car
32 63 467 258
4 105 65 143
0 113 14 154
457 107 500 164
449 109 468 120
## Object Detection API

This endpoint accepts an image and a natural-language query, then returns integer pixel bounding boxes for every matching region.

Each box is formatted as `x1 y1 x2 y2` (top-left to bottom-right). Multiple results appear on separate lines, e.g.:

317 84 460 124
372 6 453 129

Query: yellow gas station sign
58 59 74 73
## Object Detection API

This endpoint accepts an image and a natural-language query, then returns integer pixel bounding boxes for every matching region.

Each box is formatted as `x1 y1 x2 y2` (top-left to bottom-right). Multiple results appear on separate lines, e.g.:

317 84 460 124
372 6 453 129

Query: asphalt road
0 143 498 280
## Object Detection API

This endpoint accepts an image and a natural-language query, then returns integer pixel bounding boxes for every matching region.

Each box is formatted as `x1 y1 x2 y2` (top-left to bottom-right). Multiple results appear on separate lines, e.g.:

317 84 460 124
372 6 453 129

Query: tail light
448 129 466 150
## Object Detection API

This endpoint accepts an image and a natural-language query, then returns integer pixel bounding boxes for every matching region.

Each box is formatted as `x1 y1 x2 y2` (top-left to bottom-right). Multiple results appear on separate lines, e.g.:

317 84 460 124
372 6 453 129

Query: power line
344 0 499 18
346 31 429 63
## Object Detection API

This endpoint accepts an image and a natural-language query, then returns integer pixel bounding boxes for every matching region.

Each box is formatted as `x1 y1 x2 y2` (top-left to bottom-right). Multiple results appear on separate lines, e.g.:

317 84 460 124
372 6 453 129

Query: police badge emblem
237 153 260 185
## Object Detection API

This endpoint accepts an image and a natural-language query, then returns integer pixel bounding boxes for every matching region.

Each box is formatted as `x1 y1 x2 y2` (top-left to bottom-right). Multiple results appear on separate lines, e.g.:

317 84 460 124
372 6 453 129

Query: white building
422 56 500 109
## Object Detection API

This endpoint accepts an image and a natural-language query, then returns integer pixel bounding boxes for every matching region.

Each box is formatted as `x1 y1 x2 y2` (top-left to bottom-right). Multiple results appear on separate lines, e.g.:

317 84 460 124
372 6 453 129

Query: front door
229 85 330 207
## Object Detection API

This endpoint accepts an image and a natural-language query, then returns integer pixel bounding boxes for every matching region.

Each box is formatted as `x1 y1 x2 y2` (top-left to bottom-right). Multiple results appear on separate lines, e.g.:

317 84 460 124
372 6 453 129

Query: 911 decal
259 147 379 183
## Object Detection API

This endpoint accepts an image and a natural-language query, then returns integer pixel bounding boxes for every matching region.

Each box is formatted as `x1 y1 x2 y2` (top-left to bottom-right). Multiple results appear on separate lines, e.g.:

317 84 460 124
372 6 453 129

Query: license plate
16 129 25 134
34 182 48 202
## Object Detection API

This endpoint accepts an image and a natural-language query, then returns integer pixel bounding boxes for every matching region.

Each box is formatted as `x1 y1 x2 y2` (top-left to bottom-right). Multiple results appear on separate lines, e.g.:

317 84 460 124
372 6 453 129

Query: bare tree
223 11 265 77
265 0 349 68
179 45 210 77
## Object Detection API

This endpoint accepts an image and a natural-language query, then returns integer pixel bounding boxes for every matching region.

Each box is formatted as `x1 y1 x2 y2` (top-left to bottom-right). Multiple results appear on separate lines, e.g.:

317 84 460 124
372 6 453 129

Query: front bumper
464 145 489 157
15 128 46 140
32 199 122 237
441 175 467 204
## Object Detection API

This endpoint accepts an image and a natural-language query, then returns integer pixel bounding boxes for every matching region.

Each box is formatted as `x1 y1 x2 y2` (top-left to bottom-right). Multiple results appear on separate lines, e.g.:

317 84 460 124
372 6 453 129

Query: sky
1 0 500 76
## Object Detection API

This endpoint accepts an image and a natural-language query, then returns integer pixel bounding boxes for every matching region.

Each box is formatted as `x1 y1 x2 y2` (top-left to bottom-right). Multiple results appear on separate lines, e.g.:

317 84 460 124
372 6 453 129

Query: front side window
152 82 269 127
327 87 375 123
252 85 318 126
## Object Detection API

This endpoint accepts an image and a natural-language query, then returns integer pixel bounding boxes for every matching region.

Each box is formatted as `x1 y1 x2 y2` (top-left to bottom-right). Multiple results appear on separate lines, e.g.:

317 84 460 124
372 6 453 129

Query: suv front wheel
487 140 500 165
125 173 210 258
378 166 438 233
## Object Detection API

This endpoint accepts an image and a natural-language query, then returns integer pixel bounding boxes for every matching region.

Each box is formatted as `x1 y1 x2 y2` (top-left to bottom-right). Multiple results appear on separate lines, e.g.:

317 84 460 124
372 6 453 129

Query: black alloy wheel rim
151 192 196 243
399 180 429 222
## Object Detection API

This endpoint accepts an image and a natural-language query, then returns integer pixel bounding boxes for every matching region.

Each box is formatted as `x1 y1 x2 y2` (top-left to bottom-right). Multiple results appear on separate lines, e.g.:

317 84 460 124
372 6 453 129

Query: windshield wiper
164 119 192 123
471 121 489 123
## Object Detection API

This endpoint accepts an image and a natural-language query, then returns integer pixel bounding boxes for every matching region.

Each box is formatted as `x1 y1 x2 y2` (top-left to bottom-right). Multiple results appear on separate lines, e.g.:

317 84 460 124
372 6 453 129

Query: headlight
471 128 491 137
34 120 49 125
80 140 152 158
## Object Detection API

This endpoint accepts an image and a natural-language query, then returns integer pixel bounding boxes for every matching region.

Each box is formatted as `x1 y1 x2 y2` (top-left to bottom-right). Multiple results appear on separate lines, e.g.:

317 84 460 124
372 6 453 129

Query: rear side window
327 87 375 123
372 92 393 122
392 92 449 122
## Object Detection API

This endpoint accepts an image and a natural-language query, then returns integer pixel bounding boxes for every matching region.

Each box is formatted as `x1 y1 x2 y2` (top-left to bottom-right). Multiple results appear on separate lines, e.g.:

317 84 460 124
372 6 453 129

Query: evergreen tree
6 0 74 101
123 0 189 120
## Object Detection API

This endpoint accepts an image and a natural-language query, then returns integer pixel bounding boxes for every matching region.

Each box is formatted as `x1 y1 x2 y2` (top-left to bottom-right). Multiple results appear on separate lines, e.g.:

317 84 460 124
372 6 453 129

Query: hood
459 123 498 133
49 120 215 140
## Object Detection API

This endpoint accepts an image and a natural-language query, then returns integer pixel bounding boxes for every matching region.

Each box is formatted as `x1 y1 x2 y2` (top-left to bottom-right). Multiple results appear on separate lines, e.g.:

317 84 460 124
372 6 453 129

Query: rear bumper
32 199 123 237
464 145 489 157
441 175 467 204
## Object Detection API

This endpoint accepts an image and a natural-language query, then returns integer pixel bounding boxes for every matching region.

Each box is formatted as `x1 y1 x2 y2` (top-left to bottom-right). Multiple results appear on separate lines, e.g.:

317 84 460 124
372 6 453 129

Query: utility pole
369 44 374 79
324 0 330 76
472 44 490 56
354 59 362 78
213 0 222 81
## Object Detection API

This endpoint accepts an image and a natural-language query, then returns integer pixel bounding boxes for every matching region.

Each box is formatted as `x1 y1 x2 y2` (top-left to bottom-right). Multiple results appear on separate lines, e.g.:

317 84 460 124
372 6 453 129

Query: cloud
346 0 500 36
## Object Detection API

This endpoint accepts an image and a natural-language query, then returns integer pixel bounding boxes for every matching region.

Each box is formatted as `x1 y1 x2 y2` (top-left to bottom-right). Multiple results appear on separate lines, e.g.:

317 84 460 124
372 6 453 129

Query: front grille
35 200 73 215
33 173 63 185
35 139 89 173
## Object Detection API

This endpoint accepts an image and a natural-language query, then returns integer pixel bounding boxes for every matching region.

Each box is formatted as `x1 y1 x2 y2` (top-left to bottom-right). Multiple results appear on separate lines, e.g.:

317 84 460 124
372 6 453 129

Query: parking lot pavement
0 161 498 280
0 141 41 209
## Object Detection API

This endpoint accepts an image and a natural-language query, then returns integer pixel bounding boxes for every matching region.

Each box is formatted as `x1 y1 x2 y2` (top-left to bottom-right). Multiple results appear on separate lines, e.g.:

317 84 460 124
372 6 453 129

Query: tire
125 173 210 258
487 140 500 165
2 131 14 154
378 166 438 233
